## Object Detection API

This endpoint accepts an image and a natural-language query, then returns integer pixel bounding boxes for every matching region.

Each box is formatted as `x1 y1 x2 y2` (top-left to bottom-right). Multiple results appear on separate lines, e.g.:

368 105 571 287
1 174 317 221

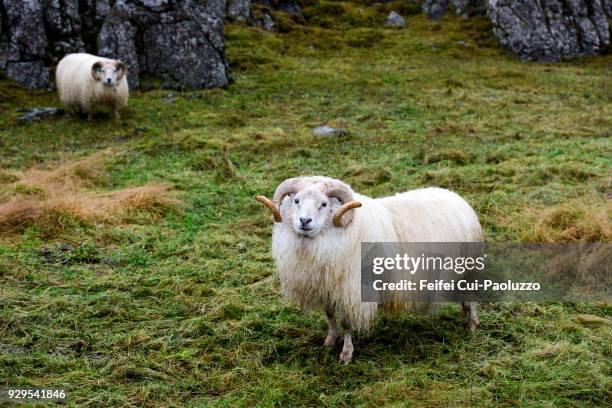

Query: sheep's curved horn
256 195 282 222
325 181 354 205
272 178 304 205
91 61 103 81
115 60 126 80
325 181 360 227
333 201 362 227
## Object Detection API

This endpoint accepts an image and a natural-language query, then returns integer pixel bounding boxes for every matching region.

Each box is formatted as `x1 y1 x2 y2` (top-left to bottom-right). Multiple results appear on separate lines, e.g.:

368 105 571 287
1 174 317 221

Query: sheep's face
286 187 336 238
92 61 126 87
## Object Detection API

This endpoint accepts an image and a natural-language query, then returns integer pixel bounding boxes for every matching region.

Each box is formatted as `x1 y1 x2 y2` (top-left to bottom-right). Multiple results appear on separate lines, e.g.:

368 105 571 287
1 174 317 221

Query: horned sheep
257 176 483 364
55 53 128 120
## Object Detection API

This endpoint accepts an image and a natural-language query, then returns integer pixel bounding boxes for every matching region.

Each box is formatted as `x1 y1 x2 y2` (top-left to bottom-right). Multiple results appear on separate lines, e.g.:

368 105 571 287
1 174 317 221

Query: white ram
56 53 128 120
257 176 483 364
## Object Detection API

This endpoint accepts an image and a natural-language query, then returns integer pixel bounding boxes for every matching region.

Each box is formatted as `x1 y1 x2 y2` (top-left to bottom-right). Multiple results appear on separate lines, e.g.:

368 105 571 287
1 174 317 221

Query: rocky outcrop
0 0 230 89
487 0 611 61
604 0 612 17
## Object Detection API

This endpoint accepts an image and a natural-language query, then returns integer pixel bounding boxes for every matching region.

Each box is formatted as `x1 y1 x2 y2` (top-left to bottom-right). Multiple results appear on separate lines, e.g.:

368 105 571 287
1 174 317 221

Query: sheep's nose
300 217 312 226
106 78 112 84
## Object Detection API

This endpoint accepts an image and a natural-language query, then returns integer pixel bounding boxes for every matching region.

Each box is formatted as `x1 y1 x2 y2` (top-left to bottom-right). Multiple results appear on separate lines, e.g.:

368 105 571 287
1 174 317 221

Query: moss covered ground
0 3 610 407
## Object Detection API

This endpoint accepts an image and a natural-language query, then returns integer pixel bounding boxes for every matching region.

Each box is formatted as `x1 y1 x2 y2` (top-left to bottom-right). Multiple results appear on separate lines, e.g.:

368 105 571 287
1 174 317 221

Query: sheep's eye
321 202 327 208
294 199 299 204
96 68 102 72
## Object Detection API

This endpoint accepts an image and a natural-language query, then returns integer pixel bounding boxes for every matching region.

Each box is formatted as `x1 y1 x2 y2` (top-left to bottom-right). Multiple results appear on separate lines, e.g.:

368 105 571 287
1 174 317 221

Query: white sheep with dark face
55 53 129 120
257 176 483 364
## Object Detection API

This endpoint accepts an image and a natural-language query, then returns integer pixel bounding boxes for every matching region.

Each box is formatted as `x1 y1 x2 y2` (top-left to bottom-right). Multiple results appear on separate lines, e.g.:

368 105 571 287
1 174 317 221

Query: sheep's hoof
324 334 338 347
339 349 353 364
469 317 479 333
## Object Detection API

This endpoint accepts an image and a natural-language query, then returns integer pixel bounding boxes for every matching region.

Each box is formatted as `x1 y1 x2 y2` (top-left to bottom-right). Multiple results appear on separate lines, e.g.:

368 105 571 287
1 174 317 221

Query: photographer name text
372 279 541 292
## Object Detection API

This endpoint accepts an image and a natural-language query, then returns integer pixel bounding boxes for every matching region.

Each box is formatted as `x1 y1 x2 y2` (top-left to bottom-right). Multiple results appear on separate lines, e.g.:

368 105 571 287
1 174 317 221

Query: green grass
0 5 611 407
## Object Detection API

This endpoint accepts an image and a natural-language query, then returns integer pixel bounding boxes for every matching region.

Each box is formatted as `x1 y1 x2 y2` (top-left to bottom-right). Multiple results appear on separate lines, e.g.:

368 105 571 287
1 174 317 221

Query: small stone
227 0 251 22
422 0 447 21
385 11 406 28
313 126 348 137
16 107 64 122
262 13 275 30
278 2 302 15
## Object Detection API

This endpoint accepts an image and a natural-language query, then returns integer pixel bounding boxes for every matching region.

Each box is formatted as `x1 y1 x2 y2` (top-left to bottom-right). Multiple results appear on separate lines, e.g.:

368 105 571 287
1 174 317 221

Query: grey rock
487 0 610 61
206 0 227 20
6 61 51 89
16 107 65 122
0 0 230 90
422 0 447 20
385 11 406 27
142 3 229 89
313 126 348 137
385 11 406 28
603 0 612 17
227 0 251 22
0 0 50 88
423 0 485 19
97 7 140 89
205 0 251 22
262 13 275 30
277 2 302 14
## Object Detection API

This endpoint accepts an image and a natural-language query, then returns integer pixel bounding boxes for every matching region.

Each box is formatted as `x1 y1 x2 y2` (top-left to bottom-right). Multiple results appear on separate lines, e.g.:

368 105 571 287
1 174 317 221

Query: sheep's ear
91 62 103 81
115 61 126 80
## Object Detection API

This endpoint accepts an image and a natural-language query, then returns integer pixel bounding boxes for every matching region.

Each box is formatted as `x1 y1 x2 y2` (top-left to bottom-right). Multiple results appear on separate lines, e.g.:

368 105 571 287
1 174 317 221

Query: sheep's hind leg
339 320 354 364
324 307 338 347
113 107 121 120
462 302 479 333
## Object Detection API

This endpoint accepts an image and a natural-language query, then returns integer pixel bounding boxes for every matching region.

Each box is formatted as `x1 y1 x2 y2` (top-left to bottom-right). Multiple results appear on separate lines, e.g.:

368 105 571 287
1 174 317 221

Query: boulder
487 0 610 61
0 0 230 89
1 0 51 88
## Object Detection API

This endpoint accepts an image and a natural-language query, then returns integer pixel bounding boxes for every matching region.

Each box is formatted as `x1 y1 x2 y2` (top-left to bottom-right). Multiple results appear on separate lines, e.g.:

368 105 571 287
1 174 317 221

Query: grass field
0 5 610 407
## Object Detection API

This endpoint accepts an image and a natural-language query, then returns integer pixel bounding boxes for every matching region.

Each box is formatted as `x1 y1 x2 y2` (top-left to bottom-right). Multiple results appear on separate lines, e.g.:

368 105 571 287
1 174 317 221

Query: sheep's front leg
113 107 121 120
339 320 354 364
324 308 338 347
462 301 479 333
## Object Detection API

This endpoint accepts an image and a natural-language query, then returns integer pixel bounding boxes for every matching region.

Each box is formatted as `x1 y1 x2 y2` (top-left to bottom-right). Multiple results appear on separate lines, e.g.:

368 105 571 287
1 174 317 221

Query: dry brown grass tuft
522 201 611 242
577 243 611 291
0 155 181 236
